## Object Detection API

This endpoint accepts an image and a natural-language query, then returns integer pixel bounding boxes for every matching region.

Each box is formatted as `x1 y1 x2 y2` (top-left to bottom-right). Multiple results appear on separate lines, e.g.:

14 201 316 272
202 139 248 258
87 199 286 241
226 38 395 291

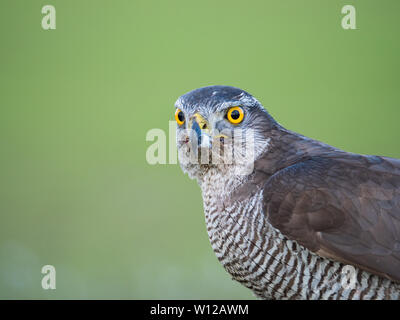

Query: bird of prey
174 85 400 300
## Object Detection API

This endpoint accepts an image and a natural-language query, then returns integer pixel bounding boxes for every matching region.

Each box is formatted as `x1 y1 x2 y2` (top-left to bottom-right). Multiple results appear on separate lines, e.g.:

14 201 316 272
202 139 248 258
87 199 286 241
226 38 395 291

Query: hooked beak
189 113 211 151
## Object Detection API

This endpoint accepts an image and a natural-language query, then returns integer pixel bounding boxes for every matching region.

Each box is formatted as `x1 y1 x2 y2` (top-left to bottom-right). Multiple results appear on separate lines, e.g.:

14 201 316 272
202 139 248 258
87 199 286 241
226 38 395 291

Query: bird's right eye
175 109 185 126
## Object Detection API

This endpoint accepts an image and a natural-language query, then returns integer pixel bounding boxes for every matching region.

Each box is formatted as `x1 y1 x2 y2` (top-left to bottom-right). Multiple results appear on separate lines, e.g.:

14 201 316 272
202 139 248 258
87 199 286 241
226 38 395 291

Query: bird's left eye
226 106 244 124
175 109 185 125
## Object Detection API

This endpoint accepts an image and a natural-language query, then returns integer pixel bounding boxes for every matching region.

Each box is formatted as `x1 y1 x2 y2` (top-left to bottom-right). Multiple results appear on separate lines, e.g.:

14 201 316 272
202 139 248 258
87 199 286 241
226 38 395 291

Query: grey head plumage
175 85 279 179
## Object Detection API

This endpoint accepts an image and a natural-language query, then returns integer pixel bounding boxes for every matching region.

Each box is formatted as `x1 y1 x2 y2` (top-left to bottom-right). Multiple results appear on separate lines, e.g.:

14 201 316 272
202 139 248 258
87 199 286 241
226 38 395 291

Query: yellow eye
175 109 185 125
226 106 244 124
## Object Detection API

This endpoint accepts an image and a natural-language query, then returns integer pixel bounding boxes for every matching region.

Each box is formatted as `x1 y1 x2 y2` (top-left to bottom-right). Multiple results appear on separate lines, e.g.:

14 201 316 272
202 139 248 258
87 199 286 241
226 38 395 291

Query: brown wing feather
262 155 400 283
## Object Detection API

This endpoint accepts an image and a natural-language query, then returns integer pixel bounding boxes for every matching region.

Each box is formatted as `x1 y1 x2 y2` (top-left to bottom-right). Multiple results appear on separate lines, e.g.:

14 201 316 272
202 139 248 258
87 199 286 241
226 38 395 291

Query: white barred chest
199 170 400 300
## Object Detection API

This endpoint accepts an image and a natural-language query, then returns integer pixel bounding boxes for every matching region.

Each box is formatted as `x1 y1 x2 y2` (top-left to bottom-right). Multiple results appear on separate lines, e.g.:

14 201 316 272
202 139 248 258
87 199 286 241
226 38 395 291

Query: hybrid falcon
174 85 400 300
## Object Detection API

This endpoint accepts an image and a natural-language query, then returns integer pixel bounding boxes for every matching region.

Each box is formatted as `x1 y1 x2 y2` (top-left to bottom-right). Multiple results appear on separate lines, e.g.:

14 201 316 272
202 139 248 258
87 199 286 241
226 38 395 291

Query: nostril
202 124 207 129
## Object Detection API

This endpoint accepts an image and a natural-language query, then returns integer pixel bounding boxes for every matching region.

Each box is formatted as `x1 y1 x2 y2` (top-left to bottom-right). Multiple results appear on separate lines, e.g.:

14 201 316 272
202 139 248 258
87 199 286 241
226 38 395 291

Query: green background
0 0 399 299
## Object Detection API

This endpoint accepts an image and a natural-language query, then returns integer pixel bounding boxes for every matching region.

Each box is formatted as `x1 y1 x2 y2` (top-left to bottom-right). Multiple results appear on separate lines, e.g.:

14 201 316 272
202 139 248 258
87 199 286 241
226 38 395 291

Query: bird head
174 85 278 180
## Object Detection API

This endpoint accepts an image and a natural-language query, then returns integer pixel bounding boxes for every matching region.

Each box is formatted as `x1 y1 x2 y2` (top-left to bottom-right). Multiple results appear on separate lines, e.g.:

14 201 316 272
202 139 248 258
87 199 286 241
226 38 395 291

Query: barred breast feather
200 166 400 300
